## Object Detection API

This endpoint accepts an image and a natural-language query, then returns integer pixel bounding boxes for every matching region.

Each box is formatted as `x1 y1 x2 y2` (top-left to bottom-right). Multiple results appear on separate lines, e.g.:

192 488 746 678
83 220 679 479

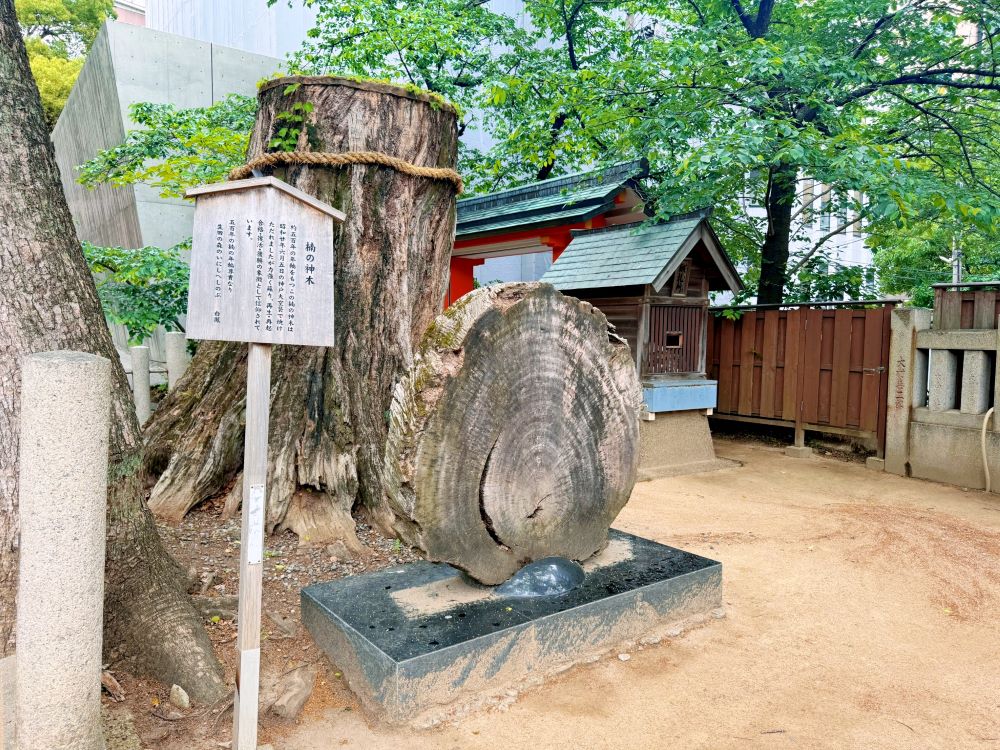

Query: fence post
165 331 188 390
130 345 151 425
16 351 110 750
885 308 932 476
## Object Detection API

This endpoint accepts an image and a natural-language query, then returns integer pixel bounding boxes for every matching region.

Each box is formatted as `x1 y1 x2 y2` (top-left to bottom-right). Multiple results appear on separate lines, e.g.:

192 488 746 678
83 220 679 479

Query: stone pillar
165 331 189 390
0 655 14 750
885 307 932 476
995 318 1000 431
928 349 958 411
130 345 151 425
960 350 991 414
913 348 929 408
16 351 111 750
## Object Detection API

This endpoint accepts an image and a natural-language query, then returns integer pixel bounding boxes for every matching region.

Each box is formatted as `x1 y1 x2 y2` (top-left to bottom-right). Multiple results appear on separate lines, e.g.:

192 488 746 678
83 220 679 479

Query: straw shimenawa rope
229 150 464 194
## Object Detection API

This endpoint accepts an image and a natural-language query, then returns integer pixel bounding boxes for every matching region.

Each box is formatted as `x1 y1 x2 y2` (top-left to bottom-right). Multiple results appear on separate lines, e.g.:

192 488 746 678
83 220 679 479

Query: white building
146 0 317 58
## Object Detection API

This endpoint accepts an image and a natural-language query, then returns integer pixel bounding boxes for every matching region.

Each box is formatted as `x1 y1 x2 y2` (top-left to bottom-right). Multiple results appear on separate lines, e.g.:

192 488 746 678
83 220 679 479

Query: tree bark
381 283 642 584
757 164 797 304
145 76 459 546
0 0 224 701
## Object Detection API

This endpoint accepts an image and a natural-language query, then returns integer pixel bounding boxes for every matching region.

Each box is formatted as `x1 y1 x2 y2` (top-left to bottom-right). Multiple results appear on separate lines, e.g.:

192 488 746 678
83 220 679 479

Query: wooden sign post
185 176 344 750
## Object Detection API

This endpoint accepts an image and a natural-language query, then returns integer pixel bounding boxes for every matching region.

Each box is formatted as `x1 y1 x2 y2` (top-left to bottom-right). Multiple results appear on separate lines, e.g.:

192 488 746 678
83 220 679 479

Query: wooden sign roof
186 176 346 222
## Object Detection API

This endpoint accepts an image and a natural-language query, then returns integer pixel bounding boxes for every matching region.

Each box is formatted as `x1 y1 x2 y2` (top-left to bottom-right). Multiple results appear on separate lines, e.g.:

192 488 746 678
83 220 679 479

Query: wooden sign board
184 175 344 750
185 176 345 347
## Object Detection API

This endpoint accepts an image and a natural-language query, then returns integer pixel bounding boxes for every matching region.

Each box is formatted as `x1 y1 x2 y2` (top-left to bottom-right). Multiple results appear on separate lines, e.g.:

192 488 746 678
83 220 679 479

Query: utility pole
951 234 963 284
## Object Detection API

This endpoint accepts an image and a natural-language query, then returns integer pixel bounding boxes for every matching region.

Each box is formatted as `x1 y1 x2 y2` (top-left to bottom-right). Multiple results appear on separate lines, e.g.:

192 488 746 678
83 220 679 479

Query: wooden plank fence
706 301 897 455
932 282 1000 330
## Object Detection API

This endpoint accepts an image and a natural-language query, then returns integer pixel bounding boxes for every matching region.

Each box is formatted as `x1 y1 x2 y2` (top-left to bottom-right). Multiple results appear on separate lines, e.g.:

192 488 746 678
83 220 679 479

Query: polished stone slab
302 529 722 725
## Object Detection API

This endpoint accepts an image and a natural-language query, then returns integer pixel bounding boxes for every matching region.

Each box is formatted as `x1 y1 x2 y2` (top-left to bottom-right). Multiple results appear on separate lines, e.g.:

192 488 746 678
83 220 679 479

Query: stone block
302 530 721 725
908 421 1000 491
0 656 14 750
995 326 1000 428
130 345 151 425
164 332 188 390
784 445 813 459
960 350 992 414
913 348 929 408
927 349 958 412
638 410 737 481
885 307 932 477
865 457 885 472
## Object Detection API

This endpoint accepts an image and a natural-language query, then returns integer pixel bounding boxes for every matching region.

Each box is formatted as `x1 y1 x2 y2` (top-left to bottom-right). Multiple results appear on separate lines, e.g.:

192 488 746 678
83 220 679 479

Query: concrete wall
884 307 1000 492
52 24 142 249
52 21 281 250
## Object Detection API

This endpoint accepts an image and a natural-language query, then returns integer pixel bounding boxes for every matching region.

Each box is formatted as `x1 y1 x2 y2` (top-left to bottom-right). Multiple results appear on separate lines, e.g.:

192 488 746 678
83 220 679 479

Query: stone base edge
637 457 740 482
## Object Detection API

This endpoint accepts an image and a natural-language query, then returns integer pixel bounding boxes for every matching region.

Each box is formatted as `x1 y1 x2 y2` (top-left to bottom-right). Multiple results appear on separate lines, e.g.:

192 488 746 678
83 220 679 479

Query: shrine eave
455 160 648 242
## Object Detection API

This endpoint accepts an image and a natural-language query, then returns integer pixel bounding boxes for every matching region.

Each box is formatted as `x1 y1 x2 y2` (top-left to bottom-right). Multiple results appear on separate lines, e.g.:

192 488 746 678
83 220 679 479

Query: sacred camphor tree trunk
382 283 642 584
0 0 224 701
144 77 459 547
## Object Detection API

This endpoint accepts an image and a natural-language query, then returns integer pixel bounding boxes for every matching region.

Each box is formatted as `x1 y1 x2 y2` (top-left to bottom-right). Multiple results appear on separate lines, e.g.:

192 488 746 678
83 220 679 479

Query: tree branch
787 215 867 277
729 0 757 36
851 10 899 59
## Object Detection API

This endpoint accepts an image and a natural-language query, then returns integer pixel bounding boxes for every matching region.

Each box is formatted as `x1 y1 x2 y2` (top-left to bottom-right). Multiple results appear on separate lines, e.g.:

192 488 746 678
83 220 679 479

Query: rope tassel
229 150 464 194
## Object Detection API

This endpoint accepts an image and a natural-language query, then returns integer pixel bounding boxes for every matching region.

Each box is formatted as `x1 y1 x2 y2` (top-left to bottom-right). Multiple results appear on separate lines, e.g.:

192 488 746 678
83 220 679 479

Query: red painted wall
447 257 484 306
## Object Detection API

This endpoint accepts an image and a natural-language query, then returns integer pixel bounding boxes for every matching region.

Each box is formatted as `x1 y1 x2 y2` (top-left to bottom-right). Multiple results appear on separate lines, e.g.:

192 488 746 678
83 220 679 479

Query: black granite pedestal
301 530 721 725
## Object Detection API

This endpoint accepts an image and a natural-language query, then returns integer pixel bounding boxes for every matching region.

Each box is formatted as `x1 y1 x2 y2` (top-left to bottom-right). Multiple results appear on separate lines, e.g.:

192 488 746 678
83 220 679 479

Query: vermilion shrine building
448 162 649 305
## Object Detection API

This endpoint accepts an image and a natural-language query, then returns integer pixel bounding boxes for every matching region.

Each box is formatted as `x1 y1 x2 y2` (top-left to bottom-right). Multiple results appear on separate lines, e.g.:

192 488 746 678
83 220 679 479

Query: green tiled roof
456 161 646 239
541 212 742 293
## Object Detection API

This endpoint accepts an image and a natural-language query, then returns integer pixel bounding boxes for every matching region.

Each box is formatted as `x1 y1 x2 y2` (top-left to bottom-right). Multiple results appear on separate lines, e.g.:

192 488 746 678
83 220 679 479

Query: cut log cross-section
382 283 642 584
144 76 459 546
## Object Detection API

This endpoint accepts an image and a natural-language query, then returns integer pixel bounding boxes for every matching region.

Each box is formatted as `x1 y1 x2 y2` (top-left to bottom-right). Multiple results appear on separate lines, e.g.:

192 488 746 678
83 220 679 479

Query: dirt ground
108 437 1000 749
282 437 1000 750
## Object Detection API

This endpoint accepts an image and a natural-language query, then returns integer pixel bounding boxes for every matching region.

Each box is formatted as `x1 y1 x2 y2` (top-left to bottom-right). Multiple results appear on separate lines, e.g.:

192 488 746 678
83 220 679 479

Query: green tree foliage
77 95 257 198
82 240 190 342
870 218 1000 306
289 0 1000 303
17 0 114 124
80 0 1000 302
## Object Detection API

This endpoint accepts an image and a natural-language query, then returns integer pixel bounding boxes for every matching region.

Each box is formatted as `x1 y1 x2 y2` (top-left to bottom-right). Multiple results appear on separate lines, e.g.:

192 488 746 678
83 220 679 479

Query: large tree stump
381 283 642 584
145 76 459 546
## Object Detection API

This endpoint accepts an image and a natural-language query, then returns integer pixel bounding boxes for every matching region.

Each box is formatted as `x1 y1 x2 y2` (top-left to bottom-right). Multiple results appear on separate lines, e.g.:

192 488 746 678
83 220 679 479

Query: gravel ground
101 493 419 749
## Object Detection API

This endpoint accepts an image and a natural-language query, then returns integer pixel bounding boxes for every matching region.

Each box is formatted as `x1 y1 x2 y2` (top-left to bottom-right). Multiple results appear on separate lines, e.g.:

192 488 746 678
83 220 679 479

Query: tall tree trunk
757 164 797 304
144 76 459 545
0 0 224 702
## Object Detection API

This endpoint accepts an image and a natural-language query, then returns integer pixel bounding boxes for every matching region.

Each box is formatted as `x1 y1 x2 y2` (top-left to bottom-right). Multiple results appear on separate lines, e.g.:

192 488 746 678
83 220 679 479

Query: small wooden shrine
542 209 742 413
542 210 743 480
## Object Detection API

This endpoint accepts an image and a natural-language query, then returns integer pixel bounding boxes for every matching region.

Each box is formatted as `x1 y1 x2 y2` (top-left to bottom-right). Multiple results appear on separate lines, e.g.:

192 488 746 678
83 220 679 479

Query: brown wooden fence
706 301 897 455
932 282 1000 330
